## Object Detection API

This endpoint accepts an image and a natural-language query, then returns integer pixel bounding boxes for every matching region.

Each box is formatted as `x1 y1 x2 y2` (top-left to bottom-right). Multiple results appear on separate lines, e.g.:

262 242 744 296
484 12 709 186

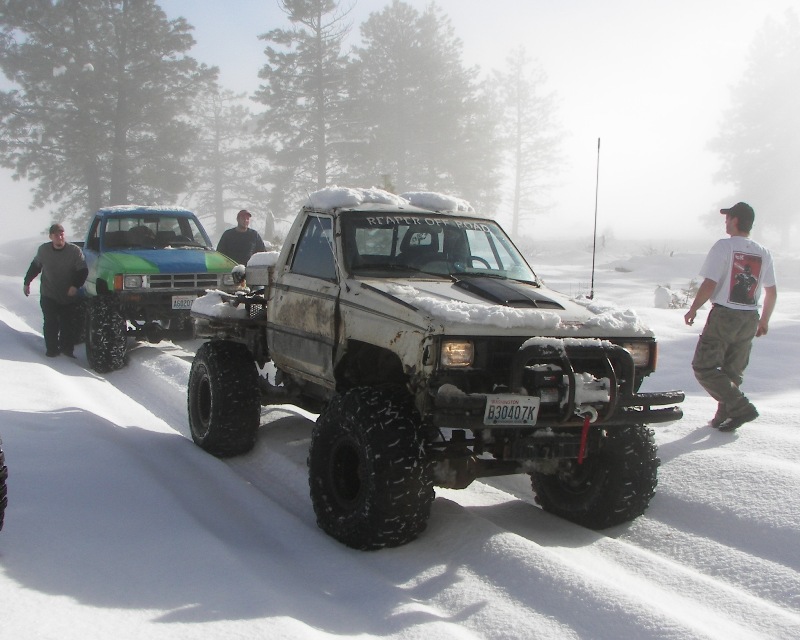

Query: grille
437 337 627 396
248 303 266 319
482 338 524 373
148 273 221 289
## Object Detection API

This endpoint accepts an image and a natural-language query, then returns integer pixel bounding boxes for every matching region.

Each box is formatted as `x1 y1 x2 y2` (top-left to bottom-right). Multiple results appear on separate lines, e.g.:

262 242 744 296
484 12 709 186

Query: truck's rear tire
309 386 434 550
187 341 261 457
85 296 127 372
0 436 8 532
530 424 659 529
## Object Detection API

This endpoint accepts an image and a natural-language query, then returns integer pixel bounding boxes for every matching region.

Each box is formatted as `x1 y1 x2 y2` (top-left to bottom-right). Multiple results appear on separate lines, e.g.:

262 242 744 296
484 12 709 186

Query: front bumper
432 338 684 430
117 289 232 322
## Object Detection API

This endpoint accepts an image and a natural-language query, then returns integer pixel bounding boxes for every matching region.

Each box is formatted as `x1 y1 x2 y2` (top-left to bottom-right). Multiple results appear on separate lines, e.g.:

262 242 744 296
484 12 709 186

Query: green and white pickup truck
81 205 237 372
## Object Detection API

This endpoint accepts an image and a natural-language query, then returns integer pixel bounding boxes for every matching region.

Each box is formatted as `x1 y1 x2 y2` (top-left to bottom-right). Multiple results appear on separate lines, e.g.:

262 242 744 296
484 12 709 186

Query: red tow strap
578 414 592 464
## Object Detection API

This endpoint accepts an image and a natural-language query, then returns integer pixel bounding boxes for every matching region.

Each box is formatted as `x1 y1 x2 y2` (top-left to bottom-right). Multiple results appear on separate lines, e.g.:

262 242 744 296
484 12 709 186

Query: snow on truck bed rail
192 290 248 319
247 250 280 267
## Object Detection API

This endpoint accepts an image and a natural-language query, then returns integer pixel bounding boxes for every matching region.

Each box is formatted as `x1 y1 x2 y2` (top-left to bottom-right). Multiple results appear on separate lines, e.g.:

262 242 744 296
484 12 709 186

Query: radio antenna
589 137 601 299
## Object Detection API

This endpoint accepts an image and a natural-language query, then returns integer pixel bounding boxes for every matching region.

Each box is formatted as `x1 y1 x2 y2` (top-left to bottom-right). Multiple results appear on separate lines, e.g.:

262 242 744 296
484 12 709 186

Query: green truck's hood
94 248 236 273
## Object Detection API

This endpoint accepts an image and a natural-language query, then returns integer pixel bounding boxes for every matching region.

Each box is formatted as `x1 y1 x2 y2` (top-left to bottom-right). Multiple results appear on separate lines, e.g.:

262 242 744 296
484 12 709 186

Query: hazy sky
3 0 793 245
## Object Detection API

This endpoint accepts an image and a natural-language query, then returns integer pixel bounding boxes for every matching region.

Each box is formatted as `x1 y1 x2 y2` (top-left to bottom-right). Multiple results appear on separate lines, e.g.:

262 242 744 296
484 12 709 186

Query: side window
86 219 101 251
291 216 337 281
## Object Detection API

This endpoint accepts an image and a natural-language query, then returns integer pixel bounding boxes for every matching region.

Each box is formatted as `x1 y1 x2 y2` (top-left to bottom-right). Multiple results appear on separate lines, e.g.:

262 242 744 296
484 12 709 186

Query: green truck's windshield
99 215 210 250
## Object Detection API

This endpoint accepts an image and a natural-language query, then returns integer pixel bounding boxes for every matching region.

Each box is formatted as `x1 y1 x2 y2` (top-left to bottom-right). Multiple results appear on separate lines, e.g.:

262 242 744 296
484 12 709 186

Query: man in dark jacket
216 209 267 266
24 223 88 358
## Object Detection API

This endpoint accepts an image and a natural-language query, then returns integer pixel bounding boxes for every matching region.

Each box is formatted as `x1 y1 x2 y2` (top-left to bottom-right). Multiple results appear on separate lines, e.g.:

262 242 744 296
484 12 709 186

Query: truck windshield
341 213 538 283
101 215 211 250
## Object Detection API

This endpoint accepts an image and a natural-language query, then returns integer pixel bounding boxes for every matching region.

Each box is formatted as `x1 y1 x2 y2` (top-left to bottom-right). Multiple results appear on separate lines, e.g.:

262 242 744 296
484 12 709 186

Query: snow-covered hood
353 276 652 338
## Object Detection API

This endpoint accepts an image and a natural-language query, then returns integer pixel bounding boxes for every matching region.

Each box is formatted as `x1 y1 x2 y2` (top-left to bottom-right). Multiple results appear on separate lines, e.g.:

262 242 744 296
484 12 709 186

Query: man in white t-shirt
684 202 777 432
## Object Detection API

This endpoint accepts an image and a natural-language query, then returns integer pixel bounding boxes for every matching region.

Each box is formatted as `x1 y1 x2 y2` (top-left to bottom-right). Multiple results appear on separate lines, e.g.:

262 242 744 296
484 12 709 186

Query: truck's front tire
309 387 434 550
530 424 659 529
0 436 8 531
85 296 127 372
187 341 261 457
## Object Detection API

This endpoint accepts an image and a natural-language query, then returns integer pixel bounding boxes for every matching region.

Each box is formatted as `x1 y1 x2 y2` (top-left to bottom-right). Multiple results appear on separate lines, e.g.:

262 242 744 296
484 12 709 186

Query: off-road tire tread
187 341 261 457
0 437 8 532
85 296 126 372
308 386 434 550
531 424 659 529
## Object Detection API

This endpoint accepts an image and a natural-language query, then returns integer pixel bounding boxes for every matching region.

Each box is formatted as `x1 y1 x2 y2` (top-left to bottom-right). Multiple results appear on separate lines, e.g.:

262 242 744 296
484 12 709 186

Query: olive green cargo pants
691 304 760 415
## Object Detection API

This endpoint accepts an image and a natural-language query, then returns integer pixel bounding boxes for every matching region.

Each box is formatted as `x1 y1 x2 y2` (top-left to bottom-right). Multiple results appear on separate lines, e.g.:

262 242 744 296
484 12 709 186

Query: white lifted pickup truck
187 187 684 550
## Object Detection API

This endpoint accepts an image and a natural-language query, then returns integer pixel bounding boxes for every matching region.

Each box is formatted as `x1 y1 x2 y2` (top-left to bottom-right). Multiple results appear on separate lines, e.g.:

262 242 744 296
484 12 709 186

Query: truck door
268 214 340 384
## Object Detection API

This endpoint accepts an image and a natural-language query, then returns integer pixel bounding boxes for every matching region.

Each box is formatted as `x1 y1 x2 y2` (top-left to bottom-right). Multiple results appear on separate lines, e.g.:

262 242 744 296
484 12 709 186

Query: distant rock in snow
654 285 674 309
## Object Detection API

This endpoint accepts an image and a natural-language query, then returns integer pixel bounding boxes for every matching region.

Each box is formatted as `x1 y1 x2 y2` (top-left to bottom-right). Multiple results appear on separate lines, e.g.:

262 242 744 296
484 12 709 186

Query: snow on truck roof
304 187 476 215
401 191 474 213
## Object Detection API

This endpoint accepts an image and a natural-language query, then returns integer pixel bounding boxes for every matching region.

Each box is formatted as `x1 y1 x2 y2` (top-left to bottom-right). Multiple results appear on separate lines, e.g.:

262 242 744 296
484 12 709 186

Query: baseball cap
237 209 252 219
720 202 754 228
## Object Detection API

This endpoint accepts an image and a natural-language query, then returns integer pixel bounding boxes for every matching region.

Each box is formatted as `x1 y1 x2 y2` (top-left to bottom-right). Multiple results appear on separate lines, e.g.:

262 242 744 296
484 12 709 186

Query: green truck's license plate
172 295 196 310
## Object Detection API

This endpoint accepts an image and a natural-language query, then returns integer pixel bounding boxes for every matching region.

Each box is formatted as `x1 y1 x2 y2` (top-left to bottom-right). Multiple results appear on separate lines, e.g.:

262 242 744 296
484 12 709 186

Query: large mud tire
308 387 434 550
0 436 8 532
85 296 127 373
530 424 659 529
187 341 261 457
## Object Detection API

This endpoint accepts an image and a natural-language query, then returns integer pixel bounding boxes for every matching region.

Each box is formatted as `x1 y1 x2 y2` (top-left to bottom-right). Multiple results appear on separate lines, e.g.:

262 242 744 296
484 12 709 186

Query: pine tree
184 87 269 240
345 0 501 211
493 46 563 237
0 0 216 227
708 9 800 242
254 0 351 214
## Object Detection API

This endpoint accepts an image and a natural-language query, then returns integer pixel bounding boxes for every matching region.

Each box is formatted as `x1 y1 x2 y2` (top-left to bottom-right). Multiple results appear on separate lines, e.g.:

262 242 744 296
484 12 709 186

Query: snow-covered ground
1 235 798 640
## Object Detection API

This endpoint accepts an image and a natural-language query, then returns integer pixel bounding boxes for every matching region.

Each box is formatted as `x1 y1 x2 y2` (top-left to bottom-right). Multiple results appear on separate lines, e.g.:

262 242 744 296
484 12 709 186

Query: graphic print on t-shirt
729 252 762 305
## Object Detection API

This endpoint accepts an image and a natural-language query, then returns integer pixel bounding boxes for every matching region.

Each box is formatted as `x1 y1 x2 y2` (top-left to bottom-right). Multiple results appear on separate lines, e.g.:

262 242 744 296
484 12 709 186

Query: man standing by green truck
217 209 267 266
23 223 88 358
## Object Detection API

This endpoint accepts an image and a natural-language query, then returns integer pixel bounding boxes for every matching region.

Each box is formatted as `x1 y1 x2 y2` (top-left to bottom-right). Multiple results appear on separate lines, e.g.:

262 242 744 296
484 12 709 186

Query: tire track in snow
100 335 800 639
439 479 800 639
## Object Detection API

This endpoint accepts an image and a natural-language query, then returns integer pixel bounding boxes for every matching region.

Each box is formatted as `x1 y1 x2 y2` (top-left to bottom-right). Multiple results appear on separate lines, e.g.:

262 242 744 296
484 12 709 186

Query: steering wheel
469 256 491 269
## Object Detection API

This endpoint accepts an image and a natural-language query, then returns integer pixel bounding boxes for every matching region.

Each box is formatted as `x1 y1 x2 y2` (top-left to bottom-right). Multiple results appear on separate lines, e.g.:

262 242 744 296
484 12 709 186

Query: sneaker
718 406 759 432
710 403 728 428
45 350 59 358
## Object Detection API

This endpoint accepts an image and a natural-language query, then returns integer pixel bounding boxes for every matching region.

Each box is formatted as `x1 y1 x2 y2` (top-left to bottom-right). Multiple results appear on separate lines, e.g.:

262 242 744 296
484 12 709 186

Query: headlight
621 342 652 368
123 275 143 289
221 273 235 286
441 340 474 368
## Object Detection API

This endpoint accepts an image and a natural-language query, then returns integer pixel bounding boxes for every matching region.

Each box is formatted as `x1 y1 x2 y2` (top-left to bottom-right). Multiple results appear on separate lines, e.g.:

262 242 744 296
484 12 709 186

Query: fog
2 0 795 249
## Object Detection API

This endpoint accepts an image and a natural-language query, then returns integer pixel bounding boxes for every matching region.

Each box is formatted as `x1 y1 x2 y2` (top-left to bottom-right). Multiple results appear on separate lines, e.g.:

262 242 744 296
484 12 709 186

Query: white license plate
483 395 540 426
172 295 196 310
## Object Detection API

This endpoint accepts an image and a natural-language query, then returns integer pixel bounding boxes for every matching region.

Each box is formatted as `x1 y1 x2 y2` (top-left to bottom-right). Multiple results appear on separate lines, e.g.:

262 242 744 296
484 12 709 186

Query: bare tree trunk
263 210 275 244
109 0 129 205
511 66 523 238
212 96 225 233
314 5 327 189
